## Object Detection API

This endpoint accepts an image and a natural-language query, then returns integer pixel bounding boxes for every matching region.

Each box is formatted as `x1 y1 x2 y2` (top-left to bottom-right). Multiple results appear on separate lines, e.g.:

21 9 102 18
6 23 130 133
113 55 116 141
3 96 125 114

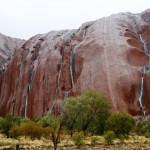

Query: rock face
0 9 150 118
0 33 24 72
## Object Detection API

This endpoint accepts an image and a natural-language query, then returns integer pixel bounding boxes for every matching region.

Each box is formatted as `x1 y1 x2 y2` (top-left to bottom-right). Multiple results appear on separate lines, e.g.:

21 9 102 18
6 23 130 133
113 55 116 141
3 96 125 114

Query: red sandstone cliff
0 9 150 118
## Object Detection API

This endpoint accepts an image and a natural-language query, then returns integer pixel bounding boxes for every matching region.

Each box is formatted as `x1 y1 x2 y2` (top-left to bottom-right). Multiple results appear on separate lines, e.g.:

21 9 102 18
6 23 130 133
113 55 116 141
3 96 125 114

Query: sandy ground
0 134 150 150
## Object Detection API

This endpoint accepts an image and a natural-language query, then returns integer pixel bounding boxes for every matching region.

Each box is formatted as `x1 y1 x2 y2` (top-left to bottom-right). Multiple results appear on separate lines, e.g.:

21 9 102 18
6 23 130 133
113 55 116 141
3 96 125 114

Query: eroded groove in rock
138 34 150 120
69 49 75 87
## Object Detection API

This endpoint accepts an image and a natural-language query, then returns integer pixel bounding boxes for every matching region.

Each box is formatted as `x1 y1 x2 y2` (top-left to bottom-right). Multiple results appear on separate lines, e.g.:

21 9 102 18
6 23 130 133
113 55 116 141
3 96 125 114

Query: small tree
39 113 63 150
105 113 135 137
63 90 111 135
63 96 84 136
77 91 111 134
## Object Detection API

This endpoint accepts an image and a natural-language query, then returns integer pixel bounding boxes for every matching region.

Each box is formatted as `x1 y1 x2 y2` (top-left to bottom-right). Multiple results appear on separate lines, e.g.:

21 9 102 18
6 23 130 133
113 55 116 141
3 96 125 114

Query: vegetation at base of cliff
105 113 135 137
0 90 149 150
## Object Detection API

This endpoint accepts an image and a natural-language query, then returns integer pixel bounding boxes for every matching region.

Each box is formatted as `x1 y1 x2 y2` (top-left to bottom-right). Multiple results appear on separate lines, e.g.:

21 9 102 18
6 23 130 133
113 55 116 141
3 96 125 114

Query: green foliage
0 114 21 138
63 90 111 135
145 131 150 138
142 119 150 138
39 113 63 150
72 132 85 149
63 96 84 136
105 113 135 137
37 113 53 127
0 117 11 138
19 117 31 124
104 131 116 145
134 119 150 138
134 121 145 135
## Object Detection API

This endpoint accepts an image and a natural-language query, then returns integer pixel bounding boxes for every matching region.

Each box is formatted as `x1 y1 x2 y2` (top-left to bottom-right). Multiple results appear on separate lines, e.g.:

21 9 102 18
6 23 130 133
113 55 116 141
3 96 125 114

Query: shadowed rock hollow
0 9 150 118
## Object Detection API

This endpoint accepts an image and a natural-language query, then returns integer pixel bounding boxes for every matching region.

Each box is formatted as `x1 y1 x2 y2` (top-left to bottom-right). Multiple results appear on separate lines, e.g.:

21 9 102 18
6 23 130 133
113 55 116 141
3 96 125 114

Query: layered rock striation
0 9 150 118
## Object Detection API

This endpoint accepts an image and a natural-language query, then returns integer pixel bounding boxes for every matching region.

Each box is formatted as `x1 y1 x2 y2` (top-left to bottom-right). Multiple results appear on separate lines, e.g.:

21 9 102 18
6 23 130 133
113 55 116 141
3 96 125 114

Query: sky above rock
0 0 149 39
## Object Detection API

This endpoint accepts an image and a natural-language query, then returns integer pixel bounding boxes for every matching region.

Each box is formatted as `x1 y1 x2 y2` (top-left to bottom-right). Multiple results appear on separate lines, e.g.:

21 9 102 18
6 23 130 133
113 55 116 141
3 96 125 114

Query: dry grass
0 134 150 150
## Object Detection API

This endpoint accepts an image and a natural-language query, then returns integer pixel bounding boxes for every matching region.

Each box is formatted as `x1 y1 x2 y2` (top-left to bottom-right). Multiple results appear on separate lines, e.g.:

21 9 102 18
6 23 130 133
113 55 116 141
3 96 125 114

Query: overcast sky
0 0 149 39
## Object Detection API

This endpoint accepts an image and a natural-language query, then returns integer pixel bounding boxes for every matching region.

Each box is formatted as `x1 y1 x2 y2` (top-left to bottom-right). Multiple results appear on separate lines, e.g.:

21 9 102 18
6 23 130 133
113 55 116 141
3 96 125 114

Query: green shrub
72 132 85 149
0 117 11 137
37 113 53 127
134 119 150 138
105 113 135 137
0 114 21 138
134 121 146 135
104 131 116 145
145 131 150 138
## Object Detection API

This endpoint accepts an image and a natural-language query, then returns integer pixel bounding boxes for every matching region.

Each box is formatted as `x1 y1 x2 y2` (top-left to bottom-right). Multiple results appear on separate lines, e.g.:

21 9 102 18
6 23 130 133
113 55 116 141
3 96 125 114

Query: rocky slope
0 9 150 118
0 33 24 73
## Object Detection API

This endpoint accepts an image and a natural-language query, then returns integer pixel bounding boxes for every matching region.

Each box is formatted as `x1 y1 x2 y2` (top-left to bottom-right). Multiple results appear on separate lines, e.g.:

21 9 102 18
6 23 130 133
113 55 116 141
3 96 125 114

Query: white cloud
0 0 149 39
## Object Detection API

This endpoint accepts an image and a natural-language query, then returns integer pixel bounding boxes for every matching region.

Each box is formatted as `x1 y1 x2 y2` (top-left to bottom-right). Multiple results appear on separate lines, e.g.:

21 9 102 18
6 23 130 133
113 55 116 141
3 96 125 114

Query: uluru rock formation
0 9 150 118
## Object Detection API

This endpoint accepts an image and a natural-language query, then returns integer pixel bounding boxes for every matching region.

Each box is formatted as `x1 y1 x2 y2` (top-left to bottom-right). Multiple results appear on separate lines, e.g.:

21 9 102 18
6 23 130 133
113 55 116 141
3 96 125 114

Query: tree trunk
53 140 57 150
70 131 73 137
16 144 19 150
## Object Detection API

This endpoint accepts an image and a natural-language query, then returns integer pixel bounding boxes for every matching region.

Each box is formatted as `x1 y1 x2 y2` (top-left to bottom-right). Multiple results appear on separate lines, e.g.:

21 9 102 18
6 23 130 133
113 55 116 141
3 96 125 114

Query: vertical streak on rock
140 35 149 55
12 58 26 115
55 61 64 100
50 52 64 115
60 91 70 114
139 34 149 120
70 49 75 87
139 77 144 110
64 91 69 100
24 62 38 117
24 95 28 118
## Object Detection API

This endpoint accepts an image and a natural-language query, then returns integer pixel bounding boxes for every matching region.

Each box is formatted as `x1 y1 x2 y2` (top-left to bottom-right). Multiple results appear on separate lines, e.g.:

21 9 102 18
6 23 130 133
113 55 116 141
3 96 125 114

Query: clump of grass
90 136 99 146
104 131 116 145
72 132 85 149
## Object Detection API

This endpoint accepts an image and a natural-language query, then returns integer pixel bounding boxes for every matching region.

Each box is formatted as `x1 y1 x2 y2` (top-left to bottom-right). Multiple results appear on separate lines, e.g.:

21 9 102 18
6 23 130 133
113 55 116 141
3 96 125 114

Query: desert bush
144 131 150 138
19 121 44 139
72 132 85 149
105 113 135 137
43 126 52 138
0 114 21 138
135 119 150 138
37 113 53 127
9 125 21 139
134 121 146 135
104 131 116 145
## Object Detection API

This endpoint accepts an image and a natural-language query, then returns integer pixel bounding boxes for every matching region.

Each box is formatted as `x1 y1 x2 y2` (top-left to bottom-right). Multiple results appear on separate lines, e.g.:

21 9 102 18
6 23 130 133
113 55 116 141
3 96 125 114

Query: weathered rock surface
0 9 150 118
0 33 24 72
